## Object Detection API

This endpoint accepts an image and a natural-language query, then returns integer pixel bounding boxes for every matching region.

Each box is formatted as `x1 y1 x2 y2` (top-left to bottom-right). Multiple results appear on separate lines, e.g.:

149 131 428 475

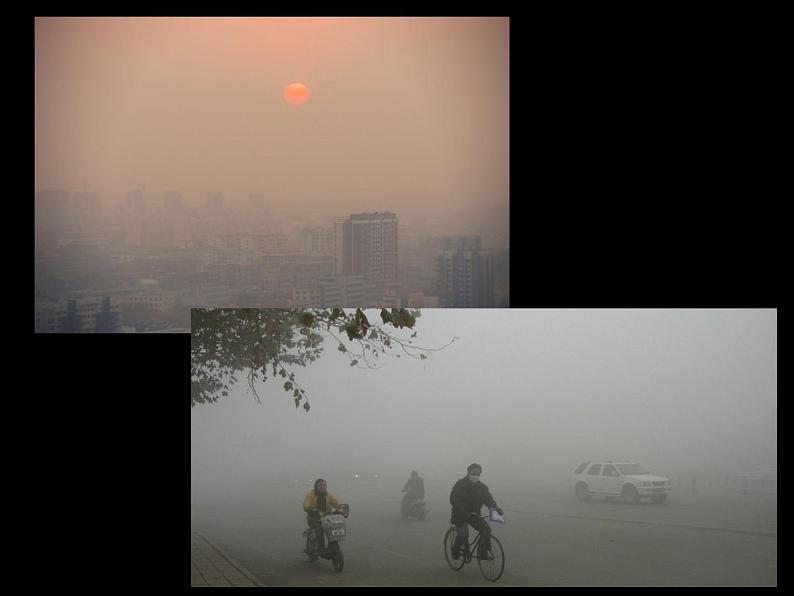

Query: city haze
35 17 509 332
35 17 508 219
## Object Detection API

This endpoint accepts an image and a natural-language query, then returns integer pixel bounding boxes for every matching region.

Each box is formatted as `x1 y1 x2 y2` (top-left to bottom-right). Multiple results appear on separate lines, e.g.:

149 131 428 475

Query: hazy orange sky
35 17 508 219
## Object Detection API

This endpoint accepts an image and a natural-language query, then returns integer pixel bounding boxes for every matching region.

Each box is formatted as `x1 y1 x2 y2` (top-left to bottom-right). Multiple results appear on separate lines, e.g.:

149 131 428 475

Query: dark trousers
452 512 491 553
307 516 326 554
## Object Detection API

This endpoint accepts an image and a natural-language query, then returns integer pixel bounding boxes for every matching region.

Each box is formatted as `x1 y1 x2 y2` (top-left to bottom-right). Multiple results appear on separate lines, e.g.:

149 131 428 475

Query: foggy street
191 308 777 587
191 482 776 586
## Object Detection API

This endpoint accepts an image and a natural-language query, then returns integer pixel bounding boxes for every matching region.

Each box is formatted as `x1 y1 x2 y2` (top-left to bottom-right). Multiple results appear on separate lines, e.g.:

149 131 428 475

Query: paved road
191 484 776 586
191 532 261 587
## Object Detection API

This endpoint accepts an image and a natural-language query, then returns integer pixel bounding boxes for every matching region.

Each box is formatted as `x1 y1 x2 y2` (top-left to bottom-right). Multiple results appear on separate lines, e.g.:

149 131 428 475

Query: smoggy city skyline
35 17 509 220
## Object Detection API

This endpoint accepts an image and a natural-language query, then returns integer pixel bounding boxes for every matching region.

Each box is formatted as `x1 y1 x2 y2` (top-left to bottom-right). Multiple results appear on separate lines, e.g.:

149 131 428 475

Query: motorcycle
302 503 349 572
401 496 429 521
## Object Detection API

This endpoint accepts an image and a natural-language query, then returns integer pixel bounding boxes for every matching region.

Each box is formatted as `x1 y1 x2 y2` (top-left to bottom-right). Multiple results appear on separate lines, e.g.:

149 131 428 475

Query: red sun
284 82 310 105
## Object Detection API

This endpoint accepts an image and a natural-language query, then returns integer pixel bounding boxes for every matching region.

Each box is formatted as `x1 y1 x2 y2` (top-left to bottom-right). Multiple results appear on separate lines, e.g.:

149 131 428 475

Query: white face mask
468 475 481 483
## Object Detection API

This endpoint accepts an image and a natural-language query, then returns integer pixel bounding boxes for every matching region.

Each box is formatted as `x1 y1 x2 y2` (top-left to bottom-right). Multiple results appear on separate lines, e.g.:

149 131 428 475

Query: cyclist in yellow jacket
302 478 342 558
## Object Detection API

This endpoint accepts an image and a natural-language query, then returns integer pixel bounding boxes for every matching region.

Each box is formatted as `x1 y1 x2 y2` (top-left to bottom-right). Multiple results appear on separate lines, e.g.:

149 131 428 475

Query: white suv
573 461 672 504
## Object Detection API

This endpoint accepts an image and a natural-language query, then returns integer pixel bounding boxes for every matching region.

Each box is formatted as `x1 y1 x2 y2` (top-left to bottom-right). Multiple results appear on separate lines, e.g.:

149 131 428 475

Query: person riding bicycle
449 463 503 560
401 470 425 516
302 478 342 559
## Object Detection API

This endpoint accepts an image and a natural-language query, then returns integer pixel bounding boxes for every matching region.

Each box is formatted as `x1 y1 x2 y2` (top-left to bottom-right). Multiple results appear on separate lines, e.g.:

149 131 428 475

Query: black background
25 7 781 590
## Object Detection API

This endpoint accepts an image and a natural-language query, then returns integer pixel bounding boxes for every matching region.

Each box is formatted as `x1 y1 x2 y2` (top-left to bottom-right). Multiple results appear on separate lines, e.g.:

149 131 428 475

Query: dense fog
192 308 777 501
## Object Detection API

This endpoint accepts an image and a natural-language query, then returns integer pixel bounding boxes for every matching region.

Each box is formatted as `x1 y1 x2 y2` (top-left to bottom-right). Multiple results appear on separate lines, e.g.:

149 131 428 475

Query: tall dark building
334 212 398 283
434 235 495 307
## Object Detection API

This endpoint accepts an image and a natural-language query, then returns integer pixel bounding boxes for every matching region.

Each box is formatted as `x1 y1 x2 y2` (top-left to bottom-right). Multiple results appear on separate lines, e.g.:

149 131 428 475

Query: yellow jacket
303 489 341 517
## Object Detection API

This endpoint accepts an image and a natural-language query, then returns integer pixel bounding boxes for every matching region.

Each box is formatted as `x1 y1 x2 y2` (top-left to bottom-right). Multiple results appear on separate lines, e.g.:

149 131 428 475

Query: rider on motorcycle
401 470 425 516
302 478 342 559
449 463 503 560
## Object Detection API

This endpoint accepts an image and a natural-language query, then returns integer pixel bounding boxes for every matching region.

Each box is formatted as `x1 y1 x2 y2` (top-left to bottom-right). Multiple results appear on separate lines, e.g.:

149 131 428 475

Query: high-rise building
303 226 333 255
434 235 495 307
318 275 369 307
334 212 398 282
334 217 348 274
291 286 322 308
35 296 121 333
407 292 440 308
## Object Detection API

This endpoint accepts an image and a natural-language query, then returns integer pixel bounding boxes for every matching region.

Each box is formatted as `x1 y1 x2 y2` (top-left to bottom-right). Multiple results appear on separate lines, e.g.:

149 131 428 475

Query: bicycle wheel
477 535 505 582
443 528 465 571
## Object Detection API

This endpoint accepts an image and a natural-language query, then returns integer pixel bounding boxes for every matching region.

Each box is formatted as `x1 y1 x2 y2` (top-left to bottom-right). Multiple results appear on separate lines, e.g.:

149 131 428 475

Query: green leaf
337 344 347 353
380 308 392 324
303 402 310 412
284 381 293 391
279 369 287 378
420 354 427 360
295 397 300 408
298 313 314 327
350 359 358 367
294 388 301 397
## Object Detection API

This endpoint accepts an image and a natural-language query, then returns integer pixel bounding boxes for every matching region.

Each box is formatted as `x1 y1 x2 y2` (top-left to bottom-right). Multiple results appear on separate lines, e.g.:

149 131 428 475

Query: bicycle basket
321 514 347 542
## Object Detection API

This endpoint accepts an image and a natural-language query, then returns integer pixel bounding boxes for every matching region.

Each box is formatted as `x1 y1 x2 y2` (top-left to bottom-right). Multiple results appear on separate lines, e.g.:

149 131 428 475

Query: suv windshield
616 464 650 475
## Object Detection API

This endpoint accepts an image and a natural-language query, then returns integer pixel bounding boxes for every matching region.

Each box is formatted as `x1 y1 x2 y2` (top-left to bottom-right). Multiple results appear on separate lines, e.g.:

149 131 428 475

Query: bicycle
442 512 505 582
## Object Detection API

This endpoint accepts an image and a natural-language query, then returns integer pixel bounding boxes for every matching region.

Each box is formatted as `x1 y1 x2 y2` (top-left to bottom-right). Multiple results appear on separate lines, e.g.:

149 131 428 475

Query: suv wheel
622 484 640 504
575 482 591 501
